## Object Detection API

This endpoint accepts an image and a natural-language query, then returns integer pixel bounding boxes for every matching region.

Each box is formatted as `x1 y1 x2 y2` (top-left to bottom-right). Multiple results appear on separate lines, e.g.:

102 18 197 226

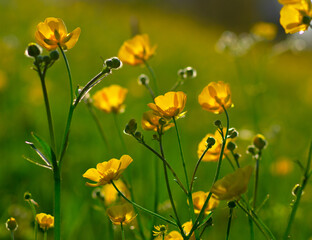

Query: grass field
1 0 312 239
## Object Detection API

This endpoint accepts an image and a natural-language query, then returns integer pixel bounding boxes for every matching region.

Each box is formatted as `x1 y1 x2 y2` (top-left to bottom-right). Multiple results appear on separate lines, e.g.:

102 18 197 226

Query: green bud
152 134 159 141
50 50 59 61
138 74 149 85
214 120 222 128
35 55 44 65
124 119 137 135
134 131 142 140
228 128 238 139
105 57 122 69
253 134 267 150
233 153 241 160
206 136 216 147
25 43 42 58
43 55 51 64
24 192 32 200
228 201 236 209
184 66 197 78
247 145 256 155
6 218 18 232
158 118 167 126
177 69 185 78
227 141 237 151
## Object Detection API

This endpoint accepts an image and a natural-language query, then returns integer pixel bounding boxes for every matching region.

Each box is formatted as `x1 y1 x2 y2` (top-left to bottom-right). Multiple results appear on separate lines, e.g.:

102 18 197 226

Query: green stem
107 216 114 239
253 151 261 209
43 231 48 240
226 208 234 240
159 133 184 237
113 113 127 152
150 155 159 239
143 60 158 96
248 216 255 240
186 106 229 240
283 142 312 240
10 231 14 240
143 82 155 100
36 64 56 152
230 150 240 168
58 46 73 103
53 167 61 240
121 222 125 240
225 154 236 171
26 198 38 240
111 181 177 226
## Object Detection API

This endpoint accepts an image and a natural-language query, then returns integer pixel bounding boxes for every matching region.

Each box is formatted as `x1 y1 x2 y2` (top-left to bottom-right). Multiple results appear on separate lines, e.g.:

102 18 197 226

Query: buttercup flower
270 157 294 176
148 91 187 119
100 179 130 206
211 165 253 200
191 191 219 215
153 225 168 238
198 81 232 114
36 213 54 231
280 0 312 34
250 22 277 40
35 17 81 51
93 85 128 114
118 34 156 66
6 217 18 232
165 231 183 240
197 129 233 162
83 155 133 187
107 203 136 225
165 221 195 240
141 110 174 133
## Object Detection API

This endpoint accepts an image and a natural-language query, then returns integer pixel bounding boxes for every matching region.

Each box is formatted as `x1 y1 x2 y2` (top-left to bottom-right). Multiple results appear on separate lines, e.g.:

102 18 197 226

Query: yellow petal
82 168 101 182
64 27 81 49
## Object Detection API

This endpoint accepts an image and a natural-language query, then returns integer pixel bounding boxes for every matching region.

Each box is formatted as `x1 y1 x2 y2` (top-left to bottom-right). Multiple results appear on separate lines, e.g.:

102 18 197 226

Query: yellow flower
118 34 157 66
36 213 54 231
93 85 128 114
211 165 253 200
198 81 232 114
164 221 194 240
250 22 277 40
148 91 187 119
106 203 136 225
278 0 302 4
153 225 168 238
35 17 81 51
270 157 294 176
197 129 232 162
83 155 133 187
280 0 312 34
141 110 174 133
100 179 130 206
6 217 18 232
165 231 183 240
191 191 219 215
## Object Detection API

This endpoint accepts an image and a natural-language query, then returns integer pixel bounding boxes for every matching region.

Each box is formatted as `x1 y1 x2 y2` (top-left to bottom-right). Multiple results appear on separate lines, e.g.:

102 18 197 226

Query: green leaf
31 132 56 163
23 155 52 170
25 141 51 167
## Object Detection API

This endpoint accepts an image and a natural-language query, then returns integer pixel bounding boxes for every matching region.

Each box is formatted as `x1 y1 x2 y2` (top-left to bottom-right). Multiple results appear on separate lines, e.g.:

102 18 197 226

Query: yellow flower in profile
211 165 253 200
191 191 219 215
141 110 174 133
83 155 133 187
36 213 54 231
165 231 183 240
197 129 232 162
280 0 312 34
106 203 136 225
198 81 232 114
93 85 128 114
35 17 81 51
148 91 187 119
101 179 130 206
164 221 194 240
250 22 277 40
118 34 157 66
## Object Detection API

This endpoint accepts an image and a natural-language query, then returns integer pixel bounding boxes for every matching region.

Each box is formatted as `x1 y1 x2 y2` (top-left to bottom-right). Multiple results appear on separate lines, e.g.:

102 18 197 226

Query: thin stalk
36 64 56 151
230 151 240 168
53 167 61 240
58 46 73 103
121 222 125 240
26 199 38 240
111 181 177 226
253 151 261 209
143 82 155 100
113 113 127 152
150 155 159 239
225 154 236 171
10 231 14 240
86 102 110 151
283 142 312 240
187 106 229 239
107 216 114 239
248 216 255 240
159 133 184 236
43 231 48 240
226 208 234 240
143 60 158 95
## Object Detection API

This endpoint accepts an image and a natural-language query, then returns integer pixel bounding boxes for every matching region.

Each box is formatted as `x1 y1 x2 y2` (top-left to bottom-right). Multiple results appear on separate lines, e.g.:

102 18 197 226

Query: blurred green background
1 0 312 239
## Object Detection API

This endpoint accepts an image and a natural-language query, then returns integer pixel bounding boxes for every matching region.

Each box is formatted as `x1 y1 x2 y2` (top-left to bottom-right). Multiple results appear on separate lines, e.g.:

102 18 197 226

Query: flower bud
292 184 301 197
177 69 185 78
105 57 122 69
49 50 59 61
124 119 137 135
227 141 237 151
233 153 241 161
247 145 256 155
25 43 42 58
253 134 267 150
214 120 222 128
227 201 236 209
43 55 51 64
6 217 18 232
228 128 238 139
24 192 32 200
206 136 216 148
184 66 197 78
158 118 167 126
138 74 149 85
134 131 142 140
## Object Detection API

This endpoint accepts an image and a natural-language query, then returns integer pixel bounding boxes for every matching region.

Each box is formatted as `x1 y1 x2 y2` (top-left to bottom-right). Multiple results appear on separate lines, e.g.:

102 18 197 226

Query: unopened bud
49 50 59 61
292 184 301 197
134 131 142 140
247 145 256 155
6 217 18 232
214 120 222 128
25 43 42 58
138 74 149 85
227 141 237 151
43 55 51 64
253 134 267 150
228 201 236 209
105 57 122 69
177 69 185 78
184 67 197 78
124 119 137 135
233 153 241 160
228 128 238 139
158 118 167 126
206 137 216 147
24 192 32 200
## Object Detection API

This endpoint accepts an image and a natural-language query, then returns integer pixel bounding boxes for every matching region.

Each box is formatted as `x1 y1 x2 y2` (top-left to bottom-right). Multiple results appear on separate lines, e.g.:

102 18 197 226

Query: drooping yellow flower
36 213 54 231
35 17 81 51
148 91 187 119
280 0 312 34
211 165 253 200
141 110 174 133
118 34 157 66
250 22 277 40
191 191 219 215
93 85 128 114
197 129 232 162
164 221 195 240
100 179 130 206
83 155 133 187
106 203 136 225
198 81 232 114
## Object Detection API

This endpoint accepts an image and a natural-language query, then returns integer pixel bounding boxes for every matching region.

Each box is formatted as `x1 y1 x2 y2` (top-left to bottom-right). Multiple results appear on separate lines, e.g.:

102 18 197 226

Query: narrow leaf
23 155 52 170
31 132 56 162
25 141 51 166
